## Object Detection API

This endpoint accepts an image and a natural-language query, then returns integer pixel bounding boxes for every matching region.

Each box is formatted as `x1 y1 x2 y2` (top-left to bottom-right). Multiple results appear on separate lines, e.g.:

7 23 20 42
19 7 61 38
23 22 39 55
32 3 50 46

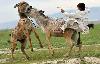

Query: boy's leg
60 20 68 32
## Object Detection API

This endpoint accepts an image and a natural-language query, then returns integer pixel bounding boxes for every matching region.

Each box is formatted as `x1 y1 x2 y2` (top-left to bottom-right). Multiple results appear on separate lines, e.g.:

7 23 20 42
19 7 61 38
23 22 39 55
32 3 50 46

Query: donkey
10 1 43 59
76 23 94 46
25 7 81 57
14 1 43 49
10 18 32 59
87 23 94 29
10 16 43 60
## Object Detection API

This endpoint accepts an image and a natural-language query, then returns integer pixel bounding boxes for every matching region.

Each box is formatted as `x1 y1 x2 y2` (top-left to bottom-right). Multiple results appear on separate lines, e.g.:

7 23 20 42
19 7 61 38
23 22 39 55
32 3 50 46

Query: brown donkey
10 18 30 59
25 7 82 57
14 1 43 49
10 17 43 60
10 1 43 59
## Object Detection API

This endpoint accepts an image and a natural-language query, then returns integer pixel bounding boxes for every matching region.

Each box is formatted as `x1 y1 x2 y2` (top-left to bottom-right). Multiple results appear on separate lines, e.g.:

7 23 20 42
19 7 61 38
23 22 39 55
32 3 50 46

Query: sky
0 0 100 23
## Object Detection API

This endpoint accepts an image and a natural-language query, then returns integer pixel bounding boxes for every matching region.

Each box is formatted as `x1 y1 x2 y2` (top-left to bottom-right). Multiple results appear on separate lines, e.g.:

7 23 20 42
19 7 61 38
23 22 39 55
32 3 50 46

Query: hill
0 7 100 30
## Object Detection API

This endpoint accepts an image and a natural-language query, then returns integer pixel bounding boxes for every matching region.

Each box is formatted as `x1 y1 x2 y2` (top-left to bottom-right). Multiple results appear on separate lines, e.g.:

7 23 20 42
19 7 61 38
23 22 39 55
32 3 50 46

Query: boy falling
60 3 90 34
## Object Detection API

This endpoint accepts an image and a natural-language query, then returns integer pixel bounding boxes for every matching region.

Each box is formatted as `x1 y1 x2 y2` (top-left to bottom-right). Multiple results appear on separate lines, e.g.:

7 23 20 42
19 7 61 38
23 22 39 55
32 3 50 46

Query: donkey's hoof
63 53 70 58
63 54 67 57
26 56 30 60
40 45 43 48
51 53 54 56
78 53 80 56
31 48 34 52
51 50 55 56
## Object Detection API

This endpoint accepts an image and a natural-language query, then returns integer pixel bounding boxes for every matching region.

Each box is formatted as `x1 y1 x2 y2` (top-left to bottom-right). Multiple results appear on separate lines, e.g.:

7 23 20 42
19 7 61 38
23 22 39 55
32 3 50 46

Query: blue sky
0 0 100 23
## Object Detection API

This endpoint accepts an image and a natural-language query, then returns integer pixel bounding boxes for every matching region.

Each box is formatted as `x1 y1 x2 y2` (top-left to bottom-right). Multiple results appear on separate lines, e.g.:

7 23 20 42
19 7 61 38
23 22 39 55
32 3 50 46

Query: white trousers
60 19 89 34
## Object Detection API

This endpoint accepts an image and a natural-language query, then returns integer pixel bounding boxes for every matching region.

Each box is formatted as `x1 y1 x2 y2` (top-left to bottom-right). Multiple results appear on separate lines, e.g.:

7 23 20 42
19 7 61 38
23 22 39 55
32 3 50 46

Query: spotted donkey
10 1 43 60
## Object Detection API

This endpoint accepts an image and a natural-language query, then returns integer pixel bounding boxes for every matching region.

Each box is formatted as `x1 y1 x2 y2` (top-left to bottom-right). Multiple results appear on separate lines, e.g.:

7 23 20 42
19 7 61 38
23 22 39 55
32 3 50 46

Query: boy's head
77 3 85 11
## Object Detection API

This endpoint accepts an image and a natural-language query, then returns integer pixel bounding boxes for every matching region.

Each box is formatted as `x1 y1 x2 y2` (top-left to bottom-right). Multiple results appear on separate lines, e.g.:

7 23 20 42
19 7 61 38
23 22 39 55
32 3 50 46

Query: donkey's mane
26 8 65 32
19 13 27 18
37 11 65 31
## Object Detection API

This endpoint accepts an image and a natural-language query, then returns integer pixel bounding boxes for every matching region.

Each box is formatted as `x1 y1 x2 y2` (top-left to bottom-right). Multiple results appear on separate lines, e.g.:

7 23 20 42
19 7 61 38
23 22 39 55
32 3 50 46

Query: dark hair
77 3 85 11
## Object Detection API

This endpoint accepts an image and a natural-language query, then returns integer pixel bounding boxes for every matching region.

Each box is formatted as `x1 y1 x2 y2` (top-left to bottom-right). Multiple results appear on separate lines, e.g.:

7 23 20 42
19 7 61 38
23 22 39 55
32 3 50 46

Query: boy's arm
62 10 75 17
57 7 75 17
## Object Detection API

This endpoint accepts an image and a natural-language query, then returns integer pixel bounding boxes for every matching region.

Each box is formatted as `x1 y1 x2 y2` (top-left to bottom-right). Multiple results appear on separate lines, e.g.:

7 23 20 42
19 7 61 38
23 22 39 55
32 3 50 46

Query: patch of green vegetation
0 24 100 49
0 45 100 64
81 24 100 45
0 24 100 64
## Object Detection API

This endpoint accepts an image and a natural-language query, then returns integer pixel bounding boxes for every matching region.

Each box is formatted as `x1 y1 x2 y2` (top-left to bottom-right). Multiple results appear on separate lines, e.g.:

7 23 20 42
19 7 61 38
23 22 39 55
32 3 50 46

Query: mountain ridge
0 7 100 30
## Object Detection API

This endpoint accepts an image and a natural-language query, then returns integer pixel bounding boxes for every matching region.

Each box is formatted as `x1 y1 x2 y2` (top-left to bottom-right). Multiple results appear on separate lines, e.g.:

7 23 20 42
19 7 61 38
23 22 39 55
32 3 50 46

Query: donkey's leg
76 32 81 46
64 31 74 57
71 31 78 46
11 38 17 59
78 42 82 56
32 28 43 48
75 32 82 56
65 38 74 57
46 32 54 56
26 32 33 52
20 39 30 60
72 32 82 56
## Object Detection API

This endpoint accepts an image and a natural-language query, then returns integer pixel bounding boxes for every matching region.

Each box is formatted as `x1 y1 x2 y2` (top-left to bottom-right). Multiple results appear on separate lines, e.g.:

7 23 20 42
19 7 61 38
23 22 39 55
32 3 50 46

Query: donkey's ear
42 11 45 13
39 10 45 13
30 6 32 9
14 4 19 8
39 10 42 13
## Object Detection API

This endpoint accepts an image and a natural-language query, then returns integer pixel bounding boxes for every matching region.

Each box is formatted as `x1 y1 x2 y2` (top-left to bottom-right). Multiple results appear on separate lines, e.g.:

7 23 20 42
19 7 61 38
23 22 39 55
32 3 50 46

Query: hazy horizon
0 0 100 23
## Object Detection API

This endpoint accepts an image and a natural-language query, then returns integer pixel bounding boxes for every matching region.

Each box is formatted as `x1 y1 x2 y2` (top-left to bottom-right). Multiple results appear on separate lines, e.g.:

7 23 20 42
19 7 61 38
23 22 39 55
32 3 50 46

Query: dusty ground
0 46 100 64
29 57 100 64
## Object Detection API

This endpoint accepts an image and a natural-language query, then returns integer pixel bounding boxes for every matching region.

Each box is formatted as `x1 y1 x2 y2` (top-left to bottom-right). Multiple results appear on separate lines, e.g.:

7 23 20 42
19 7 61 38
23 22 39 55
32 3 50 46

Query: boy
60 3 90 34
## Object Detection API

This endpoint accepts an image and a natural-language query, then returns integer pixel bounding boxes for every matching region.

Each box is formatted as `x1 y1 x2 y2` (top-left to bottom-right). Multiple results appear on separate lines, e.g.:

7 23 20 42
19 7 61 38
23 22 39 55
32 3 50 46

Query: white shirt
61 8 90 33
63 8 90 22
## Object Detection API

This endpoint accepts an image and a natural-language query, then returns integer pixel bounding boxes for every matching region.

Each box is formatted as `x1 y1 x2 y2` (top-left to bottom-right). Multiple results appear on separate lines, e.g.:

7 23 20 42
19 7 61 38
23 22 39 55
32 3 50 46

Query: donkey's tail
7 34 11 43
76 32 82 46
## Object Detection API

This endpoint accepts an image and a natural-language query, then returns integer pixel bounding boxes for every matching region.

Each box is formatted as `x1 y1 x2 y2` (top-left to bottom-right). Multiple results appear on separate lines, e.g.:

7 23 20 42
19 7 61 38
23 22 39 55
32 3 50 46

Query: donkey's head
25 7 42 17
14 1 32 13
39 10 45 14
26 7 47 19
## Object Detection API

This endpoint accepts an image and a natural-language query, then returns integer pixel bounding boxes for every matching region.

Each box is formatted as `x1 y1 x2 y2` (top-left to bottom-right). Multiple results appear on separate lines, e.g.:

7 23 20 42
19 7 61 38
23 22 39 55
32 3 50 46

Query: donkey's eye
22 2 26 4
17 4 19 6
